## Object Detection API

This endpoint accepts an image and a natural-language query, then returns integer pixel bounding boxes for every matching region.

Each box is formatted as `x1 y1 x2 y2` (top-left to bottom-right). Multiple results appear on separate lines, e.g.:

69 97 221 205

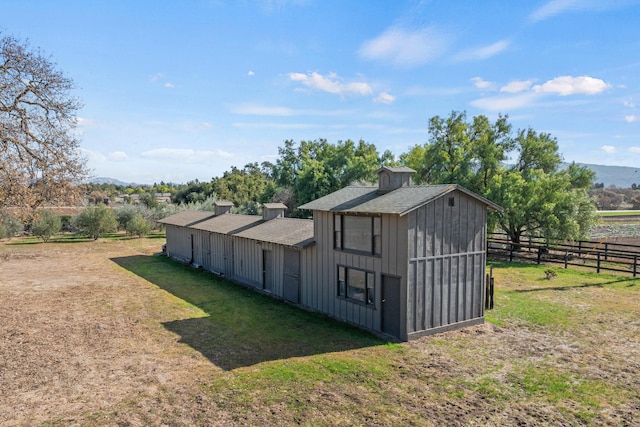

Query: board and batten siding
165 225 193 263
406 192 487 338
303 211 408 335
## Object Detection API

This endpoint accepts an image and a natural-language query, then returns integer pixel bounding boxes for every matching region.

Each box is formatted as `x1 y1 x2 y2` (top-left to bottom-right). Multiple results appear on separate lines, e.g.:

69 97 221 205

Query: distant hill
565 163 640 188
91 177 138 187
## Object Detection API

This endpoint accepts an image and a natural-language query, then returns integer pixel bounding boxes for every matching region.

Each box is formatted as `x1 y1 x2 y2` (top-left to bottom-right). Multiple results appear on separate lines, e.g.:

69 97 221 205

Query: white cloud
626 115 638 123
201 122 213 129
141 148 233 163
232 104 295 116
623 100 636 108
288 72 373 96
358 26 450 67
501 80 534 93
248 70 255 76
470 92 541 111
601 145 617 153
529 0 581 22
81 148 107 162
374 92 396 104
164 82 175 89
630 147 640 153
471 77 495 90
76 117 97 127
109 151 128 161
532 76 610 96
454 40 510 62
528 0 632 22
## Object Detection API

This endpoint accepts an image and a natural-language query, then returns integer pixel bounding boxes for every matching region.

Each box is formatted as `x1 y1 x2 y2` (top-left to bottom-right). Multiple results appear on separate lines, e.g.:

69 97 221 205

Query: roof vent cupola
262 203 287 220
376 166 416 193
214 200 234 216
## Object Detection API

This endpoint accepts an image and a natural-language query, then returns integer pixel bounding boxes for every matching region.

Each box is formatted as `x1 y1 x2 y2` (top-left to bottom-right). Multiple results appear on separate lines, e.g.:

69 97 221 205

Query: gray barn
160 167 500 341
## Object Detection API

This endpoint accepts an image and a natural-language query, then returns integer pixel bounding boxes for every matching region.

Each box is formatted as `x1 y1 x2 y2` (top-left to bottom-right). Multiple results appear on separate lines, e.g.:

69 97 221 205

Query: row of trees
171 113 596 244
0 31 597 244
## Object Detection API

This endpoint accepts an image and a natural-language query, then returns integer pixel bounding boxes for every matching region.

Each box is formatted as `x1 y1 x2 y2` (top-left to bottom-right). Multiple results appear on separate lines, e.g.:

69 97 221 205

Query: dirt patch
0 239 227 426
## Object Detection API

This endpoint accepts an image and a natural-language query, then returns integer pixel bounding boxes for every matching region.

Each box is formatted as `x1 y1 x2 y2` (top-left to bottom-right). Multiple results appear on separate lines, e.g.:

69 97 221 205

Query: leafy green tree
402 111 596 244
401 111 511 193
0 213 23 239
139 192 159 209
125 213 151 237
213 163 269 207
75 205 117 240
172 179 215 204
271 139 391 211
31 209 61 242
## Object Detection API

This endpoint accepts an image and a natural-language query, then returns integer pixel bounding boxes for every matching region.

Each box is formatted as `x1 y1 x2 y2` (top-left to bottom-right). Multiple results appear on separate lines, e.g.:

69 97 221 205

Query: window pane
338 266 346 296
343 216 372 252
373 217 381 235
347 268 366 302
334 231 342 249
366 272 375 305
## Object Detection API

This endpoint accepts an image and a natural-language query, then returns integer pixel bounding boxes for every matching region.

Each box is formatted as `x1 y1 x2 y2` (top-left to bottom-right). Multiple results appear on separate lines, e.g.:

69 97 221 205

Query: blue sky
3 0 640 184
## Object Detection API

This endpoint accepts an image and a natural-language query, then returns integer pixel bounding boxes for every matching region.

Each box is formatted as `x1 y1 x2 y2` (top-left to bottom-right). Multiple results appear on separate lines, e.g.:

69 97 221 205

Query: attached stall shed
159 210 216 263
298 167 501 340
160 168 500 341
167 203 317 304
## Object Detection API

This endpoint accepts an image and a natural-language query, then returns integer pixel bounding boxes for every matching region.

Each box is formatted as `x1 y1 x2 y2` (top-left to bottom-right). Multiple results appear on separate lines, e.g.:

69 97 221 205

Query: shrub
0 213 23 239
74 205 117 240
125 213 151 237
31 210 62 243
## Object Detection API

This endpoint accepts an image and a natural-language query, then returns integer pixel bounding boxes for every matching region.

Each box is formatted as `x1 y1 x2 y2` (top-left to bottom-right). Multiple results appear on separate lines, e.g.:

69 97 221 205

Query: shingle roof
190 214 264 234
157 210 216 226
298 184 502 215
234 218 315 248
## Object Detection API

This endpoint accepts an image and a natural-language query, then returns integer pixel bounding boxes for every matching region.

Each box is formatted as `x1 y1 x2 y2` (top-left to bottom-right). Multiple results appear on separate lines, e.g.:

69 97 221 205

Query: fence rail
487 232 640 276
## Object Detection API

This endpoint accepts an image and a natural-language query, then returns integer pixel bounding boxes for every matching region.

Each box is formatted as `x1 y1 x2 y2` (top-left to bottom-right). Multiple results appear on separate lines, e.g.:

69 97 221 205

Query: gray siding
303 211 408 335
406 192 487 336
165 225 193 263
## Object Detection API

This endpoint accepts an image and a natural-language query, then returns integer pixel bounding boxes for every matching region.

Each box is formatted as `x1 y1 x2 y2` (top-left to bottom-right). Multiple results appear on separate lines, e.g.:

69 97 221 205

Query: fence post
509 243 514 262
537 247 542 264
485 273 490 309
634 256 637 278
597 252 601 273
605 243 609 261
565 250 568 269
490 268 495 310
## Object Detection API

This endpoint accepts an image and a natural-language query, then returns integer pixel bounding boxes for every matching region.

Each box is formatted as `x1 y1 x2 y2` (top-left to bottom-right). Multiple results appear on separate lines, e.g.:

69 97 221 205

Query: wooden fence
487 232 640 276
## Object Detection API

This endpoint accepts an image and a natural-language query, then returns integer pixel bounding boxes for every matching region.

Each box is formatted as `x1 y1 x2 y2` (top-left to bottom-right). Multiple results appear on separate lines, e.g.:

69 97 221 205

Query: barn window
334 214 382 256
448 197 455 207
337 266 375 306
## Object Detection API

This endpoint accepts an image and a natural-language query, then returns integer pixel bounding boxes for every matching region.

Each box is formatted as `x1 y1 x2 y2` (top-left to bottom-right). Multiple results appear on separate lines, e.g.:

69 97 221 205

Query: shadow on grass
510 277 637 293
111 254 383 371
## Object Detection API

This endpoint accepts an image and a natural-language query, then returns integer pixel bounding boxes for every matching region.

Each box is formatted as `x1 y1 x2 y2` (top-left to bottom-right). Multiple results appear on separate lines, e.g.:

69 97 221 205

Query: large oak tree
1 33 88 223
401 111 596 244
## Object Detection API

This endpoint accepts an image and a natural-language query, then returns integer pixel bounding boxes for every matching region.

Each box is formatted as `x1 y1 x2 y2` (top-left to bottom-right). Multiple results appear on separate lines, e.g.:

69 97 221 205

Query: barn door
223 237 234 278
283 248 300 303
201 234 211 270
262 250 274 292
381 275 401 339
189 234 194 264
